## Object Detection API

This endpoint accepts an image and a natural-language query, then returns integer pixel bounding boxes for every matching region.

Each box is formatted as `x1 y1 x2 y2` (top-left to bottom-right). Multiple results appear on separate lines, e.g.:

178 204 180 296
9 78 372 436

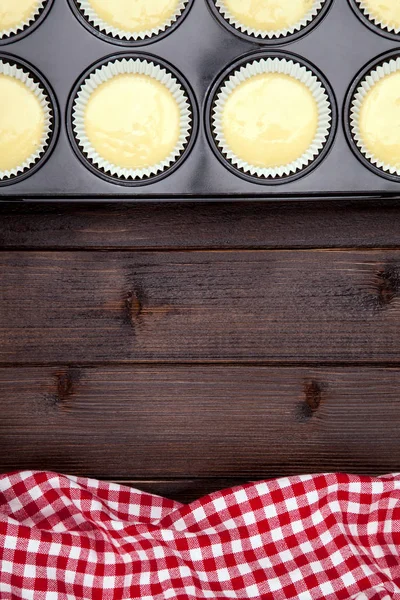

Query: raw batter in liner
0 0 40 32
220 0 314 32
0 74 45 172
361 0 400 31
358 70 400 170
86 0 181 33
84 73 181 170
221 72 318 168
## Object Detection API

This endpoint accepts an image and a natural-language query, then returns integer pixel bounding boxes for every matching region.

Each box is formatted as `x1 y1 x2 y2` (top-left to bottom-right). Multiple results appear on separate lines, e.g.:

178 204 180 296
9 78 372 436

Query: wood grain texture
1 366 400 484
113 480 248 504
1 200 400 250
2 202 400 500
2 250 400 363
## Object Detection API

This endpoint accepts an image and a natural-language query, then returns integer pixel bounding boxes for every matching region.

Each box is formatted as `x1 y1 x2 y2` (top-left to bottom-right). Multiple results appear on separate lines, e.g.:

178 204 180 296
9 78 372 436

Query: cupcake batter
0 0 40 31
222 72 318 168
84 73 181 170
361 0 400 30
359 70 400 169
221 0 314 32
86 0 181 32
0 74 45 172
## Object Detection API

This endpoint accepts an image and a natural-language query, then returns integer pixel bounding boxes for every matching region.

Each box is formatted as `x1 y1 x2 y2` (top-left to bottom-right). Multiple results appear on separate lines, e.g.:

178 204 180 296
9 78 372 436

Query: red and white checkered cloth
1 472 400 599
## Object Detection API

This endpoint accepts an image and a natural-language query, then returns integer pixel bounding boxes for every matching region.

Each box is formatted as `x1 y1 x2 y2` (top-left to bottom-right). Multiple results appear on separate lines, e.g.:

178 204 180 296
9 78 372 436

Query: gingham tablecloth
1 471 400 599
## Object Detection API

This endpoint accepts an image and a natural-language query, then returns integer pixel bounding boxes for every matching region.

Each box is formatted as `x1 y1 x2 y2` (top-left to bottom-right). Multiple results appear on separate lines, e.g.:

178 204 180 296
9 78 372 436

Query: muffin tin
1 0 400 200
69 0 193 45
0 0 54 45
0 56 58 183
67 54 197 185
206 51 336 184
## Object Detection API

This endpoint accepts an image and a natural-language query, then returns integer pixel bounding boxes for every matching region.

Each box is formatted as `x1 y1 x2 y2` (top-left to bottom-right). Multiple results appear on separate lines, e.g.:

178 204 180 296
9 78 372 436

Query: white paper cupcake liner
214 0 327 39
350 58 400 177
356 1 400 35
72 58 193 181
212 58 332 179
75 0 189 41
0 0 46 39
0 61 53 181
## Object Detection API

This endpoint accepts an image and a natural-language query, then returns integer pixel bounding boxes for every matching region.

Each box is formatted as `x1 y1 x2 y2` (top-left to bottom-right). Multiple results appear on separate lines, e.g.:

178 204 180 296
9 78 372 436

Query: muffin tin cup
0 0 54 45
206 0 333 44
68 0 194 46
0 54 58 187
349 0 400 41
345 50 400 182
67 53 198 186
206 51 337 185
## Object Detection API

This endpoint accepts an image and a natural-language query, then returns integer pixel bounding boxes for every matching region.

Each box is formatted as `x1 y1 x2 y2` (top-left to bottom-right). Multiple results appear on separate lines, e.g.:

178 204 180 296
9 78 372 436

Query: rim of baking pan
0 53 60 187
343 49 400 182
0 0 55 46
66 52 199 187
205 0 334 45
204 49 338 186
348 0 400 42
67 0 195 47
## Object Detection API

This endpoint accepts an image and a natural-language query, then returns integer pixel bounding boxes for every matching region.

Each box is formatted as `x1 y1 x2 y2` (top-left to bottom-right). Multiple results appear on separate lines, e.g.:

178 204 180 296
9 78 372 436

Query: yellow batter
84 74 181 170
86 0 181 32
359 71 400 169
361 0 400 30
0 74 45 172
221 0 314 32
222 73 318 168
0 0 40 32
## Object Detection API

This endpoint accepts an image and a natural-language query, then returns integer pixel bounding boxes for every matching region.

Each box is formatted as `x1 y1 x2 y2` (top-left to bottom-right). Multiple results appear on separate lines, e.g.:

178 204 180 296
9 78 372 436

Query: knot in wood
374 265 400 308
124 289 143 328
53 367 81 410
297 379 324 421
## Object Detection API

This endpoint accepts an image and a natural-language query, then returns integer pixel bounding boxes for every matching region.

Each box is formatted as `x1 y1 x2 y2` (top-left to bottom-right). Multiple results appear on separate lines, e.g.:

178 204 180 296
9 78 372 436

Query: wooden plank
2 250 400 363
114 479 248 504
1 365 400 480
1 200 400 250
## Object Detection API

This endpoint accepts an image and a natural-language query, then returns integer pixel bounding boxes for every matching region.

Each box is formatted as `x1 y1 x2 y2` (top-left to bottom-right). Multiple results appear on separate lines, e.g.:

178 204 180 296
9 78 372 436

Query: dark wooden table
1 199 400 503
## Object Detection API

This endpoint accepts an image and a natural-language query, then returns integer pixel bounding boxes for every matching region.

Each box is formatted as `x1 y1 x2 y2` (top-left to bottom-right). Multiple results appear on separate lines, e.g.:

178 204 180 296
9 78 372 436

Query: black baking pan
0 0 400 200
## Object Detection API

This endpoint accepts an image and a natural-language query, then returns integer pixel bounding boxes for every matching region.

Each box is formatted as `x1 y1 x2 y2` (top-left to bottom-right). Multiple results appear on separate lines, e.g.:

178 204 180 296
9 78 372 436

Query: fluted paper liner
350 58 400 176
75 0 189 41
0 60 53 181
0 0 46 40
72 58 192 181
214 0 327 39
356 1 400 35
212 58 332 179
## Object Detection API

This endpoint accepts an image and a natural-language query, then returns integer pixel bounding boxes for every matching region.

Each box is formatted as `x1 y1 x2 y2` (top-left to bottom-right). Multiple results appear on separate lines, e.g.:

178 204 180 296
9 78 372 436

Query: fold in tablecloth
1 471 400 599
